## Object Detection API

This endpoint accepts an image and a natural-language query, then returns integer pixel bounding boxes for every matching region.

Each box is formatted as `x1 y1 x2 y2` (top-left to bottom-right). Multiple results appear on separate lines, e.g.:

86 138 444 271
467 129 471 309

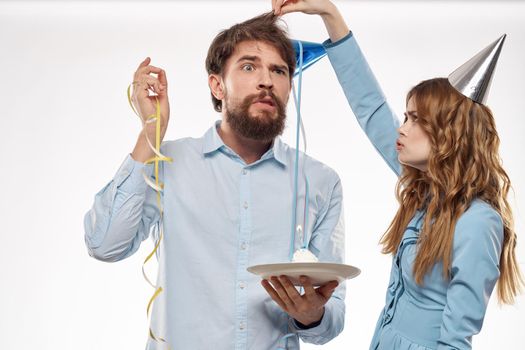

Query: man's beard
224 90 286 142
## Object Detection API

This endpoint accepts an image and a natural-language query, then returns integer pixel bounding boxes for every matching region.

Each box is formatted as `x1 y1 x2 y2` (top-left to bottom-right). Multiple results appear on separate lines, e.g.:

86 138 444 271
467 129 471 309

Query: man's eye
242 64 254 71
274 68 286 75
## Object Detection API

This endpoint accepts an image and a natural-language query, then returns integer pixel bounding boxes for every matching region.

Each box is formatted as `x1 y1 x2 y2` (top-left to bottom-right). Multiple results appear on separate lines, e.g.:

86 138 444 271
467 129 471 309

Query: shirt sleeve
84 154 161 262
290 174 346 344
437 203 503 349
324 32 402 176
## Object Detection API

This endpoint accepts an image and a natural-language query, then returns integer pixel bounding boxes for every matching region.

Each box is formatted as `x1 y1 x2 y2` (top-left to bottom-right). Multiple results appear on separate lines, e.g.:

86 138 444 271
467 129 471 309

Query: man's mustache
247 90 283 108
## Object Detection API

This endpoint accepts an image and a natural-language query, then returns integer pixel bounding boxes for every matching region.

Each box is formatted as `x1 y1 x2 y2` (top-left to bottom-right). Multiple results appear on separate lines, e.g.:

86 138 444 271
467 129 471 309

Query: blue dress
323 33 504 349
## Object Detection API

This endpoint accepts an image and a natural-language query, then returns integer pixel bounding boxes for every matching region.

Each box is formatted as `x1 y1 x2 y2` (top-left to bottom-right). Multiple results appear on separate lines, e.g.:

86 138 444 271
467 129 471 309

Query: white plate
247 262 361 286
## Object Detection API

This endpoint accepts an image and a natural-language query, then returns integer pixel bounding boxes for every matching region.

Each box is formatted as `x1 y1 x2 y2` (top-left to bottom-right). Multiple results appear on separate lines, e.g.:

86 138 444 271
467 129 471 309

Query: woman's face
396 97 431 171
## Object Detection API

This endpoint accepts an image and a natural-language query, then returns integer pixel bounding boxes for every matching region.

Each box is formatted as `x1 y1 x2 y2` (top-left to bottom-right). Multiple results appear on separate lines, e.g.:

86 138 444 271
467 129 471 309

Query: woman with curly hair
272 0 523 348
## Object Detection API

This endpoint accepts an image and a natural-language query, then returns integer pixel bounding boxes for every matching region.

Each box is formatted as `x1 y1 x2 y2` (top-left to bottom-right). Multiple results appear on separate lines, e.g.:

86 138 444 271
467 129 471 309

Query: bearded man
84 13 345 349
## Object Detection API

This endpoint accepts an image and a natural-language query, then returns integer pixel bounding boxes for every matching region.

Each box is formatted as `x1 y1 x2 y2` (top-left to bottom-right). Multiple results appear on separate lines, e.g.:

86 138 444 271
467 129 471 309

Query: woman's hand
271 0 350 43
272 0 335 16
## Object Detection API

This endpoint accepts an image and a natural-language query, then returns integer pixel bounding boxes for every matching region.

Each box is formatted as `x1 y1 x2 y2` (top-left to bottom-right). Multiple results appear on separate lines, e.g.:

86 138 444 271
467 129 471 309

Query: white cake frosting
292 248 319 263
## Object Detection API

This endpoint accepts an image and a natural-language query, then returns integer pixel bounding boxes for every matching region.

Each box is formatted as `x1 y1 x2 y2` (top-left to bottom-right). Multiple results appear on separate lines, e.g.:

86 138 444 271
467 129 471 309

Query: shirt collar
270 137 287 166
202 120 225 155
202 120 287 167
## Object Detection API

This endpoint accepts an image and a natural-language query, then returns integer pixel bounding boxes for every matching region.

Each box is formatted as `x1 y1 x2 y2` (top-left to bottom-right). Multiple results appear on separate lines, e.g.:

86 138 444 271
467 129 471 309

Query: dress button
239 321 245 330
239 281 246 289
240 242 247 250
242 169 248 175
243 201 248 209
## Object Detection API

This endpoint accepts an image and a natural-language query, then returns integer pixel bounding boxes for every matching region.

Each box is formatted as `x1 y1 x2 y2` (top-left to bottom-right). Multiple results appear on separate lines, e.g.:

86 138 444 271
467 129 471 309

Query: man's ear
208 74 225 100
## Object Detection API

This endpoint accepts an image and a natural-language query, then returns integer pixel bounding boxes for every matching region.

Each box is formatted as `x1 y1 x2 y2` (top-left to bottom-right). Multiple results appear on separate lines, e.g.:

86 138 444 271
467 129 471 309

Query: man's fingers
134 67 163 83
299 275 318 301
139 65 163 75
270 277 296 311
317 280 339 299
158 69 168 88
278 275 302 305
137 57 151 70
261 280 288 311
133 76 164 95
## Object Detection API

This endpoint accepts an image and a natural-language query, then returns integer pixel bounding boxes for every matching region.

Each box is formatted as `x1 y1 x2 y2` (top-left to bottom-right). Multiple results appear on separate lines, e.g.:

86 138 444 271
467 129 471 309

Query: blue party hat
291 40 327 76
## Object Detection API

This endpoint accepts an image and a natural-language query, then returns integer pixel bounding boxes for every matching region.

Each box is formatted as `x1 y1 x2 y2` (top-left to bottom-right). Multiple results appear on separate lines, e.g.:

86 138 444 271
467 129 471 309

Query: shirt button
239 281 246 289
239 321 245 330
240 242 247 250
242 169 247 175
243 201 248 209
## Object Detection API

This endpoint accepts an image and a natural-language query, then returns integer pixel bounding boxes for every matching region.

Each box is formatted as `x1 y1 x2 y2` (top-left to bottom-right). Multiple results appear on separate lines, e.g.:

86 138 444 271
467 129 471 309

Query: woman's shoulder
458 199 502 225
453 199 504 250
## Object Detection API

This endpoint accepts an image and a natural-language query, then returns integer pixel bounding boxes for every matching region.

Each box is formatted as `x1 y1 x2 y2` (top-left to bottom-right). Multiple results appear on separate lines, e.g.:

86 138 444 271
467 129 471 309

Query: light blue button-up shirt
84 121 345 349
325 32 503 350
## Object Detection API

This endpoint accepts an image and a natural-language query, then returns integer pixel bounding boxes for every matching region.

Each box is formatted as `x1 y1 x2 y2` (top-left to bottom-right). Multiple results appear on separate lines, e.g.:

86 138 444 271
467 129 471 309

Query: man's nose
257 69 273 90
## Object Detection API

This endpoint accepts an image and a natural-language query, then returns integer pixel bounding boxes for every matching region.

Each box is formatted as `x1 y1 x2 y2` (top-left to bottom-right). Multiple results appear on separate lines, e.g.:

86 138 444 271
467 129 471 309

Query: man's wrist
131 131 156 163
294 307 325 329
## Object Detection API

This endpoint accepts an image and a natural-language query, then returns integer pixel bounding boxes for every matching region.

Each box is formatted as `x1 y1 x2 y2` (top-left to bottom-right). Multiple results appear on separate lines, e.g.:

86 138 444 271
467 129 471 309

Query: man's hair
205 12 296 112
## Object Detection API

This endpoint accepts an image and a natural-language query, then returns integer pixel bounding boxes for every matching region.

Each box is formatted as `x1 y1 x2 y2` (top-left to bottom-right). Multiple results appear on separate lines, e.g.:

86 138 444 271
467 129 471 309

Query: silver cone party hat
448 34 506 105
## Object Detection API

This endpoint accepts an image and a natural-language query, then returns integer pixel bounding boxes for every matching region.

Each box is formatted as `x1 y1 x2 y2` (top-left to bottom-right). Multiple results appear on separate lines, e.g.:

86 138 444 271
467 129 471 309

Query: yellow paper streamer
128 85 172 348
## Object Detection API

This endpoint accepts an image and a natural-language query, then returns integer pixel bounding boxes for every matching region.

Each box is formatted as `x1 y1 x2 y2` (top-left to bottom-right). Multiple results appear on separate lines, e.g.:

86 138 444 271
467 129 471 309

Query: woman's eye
403 112 418 123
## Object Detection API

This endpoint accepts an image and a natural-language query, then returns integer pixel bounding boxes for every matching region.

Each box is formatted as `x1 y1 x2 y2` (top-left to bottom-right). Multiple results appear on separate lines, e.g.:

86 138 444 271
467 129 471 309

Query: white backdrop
0 1 524 349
